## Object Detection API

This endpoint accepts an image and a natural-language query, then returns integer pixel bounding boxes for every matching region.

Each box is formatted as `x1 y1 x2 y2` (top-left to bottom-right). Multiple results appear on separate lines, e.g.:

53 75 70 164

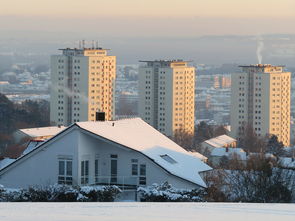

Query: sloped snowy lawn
0 203 295 221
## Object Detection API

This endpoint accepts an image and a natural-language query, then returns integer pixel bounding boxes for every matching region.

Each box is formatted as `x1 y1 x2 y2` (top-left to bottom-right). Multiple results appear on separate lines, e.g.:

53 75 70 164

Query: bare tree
172 128 194 150
239 124 267 153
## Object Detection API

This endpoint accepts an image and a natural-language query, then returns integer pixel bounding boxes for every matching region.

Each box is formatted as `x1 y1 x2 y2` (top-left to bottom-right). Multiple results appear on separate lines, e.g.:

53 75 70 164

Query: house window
81 160 89 185
58 158 73 185
95 156 99 183
139 164 146 185
131 159 138 176
160 154 177 164
110 154 118 183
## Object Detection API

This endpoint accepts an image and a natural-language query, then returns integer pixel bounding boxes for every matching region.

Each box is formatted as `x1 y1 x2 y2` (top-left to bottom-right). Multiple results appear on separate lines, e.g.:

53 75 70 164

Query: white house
201 135 237 153
209 147 247 166
0 118 211 200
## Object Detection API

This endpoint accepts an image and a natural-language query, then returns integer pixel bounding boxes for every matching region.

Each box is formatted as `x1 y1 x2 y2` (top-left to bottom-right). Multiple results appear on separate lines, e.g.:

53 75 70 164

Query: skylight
160 154 177 164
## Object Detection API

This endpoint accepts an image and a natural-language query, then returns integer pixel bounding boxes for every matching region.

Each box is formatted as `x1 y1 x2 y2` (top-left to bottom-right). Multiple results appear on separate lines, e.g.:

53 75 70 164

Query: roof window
160 154 177 164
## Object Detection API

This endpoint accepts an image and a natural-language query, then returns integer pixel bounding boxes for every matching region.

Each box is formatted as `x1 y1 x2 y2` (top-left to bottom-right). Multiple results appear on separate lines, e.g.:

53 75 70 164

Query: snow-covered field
0 203 294 221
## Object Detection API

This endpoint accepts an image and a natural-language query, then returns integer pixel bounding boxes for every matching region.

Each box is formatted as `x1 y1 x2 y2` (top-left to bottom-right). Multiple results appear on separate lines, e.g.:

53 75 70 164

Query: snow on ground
0 203 294 221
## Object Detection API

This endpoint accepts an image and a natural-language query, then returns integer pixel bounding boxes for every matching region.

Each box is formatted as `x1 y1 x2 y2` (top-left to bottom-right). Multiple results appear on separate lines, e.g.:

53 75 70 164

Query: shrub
138 182 205 202
79 185 121 202
0 184 121 202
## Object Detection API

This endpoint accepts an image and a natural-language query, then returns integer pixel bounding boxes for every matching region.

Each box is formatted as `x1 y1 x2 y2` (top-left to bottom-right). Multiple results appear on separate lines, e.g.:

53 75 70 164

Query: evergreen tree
266 135 285 157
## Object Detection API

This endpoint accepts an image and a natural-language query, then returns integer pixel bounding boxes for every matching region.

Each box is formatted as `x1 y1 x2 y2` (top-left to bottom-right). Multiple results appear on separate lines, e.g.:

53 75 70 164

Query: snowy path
0 203 294 221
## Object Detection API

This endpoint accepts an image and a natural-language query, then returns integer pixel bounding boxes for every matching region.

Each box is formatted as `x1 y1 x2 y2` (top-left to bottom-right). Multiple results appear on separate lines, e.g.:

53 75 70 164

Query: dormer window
160 154 177 164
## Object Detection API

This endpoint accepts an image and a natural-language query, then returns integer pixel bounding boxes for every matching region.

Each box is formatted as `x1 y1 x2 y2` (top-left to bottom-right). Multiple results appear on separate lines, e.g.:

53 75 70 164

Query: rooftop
139 59 192 63
19 126 67 138
239 64 285 68
204 135 236 148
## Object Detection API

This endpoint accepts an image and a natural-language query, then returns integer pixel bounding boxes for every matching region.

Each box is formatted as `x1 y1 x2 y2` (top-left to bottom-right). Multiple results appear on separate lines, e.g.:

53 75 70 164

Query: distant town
0 44 295 203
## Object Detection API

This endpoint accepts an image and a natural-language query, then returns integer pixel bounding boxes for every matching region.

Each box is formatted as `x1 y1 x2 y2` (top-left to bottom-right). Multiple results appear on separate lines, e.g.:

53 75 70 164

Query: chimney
96 112 105 121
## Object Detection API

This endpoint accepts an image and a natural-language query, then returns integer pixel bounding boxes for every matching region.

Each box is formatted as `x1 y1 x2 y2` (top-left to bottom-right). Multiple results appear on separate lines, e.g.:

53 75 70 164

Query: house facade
0 119 211 200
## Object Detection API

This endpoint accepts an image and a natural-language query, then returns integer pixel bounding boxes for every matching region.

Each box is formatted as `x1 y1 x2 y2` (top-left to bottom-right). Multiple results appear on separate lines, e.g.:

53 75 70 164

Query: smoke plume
256 36 264 64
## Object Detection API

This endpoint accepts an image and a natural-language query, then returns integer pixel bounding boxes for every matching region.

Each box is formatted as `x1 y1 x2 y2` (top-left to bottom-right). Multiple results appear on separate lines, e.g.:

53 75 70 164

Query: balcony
88 176 142 191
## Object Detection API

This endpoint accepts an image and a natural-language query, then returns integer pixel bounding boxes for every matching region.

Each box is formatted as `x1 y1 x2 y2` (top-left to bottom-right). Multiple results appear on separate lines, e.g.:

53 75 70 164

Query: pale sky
2 0 295 18
1 0 295 36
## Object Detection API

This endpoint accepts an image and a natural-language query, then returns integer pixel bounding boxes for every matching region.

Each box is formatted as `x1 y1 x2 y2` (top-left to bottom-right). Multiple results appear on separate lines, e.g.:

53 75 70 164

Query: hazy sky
2 0 295 18
1 0 295 37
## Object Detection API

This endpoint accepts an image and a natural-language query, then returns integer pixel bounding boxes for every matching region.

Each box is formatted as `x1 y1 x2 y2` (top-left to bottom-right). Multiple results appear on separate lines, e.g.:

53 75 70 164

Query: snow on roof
279 157 295 169
211 148 247 160
204 135 236 148
20 126 67 138
0 158 16 170
188 151 208 161
77 118 212 187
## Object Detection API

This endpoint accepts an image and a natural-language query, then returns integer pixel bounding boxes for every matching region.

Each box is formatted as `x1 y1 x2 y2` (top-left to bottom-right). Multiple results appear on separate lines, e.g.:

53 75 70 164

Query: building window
81 160 89 185
139 164 146 185
110 154 118 183
131 159 138 176
95 155 99 183
58 158 73 185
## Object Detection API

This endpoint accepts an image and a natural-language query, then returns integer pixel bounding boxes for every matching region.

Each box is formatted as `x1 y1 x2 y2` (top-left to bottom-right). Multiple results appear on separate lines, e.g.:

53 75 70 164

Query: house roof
1 118 211 188
204 135 236 148
22 140 45 156
19 126 67 138
0 158 16 170
77 118 212 187
188 151 208 161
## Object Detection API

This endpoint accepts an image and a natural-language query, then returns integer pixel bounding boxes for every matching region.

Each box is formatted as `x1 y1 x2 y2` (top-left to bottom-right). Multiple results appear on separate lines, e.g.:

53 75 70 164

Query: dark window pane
111 159 117 183
111 160 117 175
132 164 138 175
95 159 98 176
66 161 72 176
85 161 89 176
140 164 146 176
81 161 84 176
139 177 146 185
59 161 65 175
131 159 138 163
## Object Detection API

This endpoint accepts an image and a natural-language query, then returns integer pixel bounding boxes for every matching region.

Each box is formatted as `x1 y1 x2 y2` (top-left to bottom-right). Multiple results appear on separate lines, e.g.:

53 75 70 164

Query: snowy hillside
0 203 294 221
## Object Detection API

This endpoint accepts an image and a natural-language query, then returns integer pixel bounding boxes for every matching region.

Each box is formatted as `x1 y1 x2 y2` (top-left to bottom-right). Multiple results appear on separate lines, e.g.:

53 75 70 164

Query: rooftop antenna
92 40 95 49
79 40 81 49
96 40 99 49
82 39 85 49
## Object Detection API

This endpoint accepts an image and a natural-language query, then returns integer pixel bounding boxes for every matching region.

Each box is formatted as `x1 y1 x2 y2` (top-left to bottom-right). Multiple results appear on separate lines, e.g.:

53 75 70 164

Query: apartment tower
230 64 291 146
139 60 195 137
50 47 116 125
